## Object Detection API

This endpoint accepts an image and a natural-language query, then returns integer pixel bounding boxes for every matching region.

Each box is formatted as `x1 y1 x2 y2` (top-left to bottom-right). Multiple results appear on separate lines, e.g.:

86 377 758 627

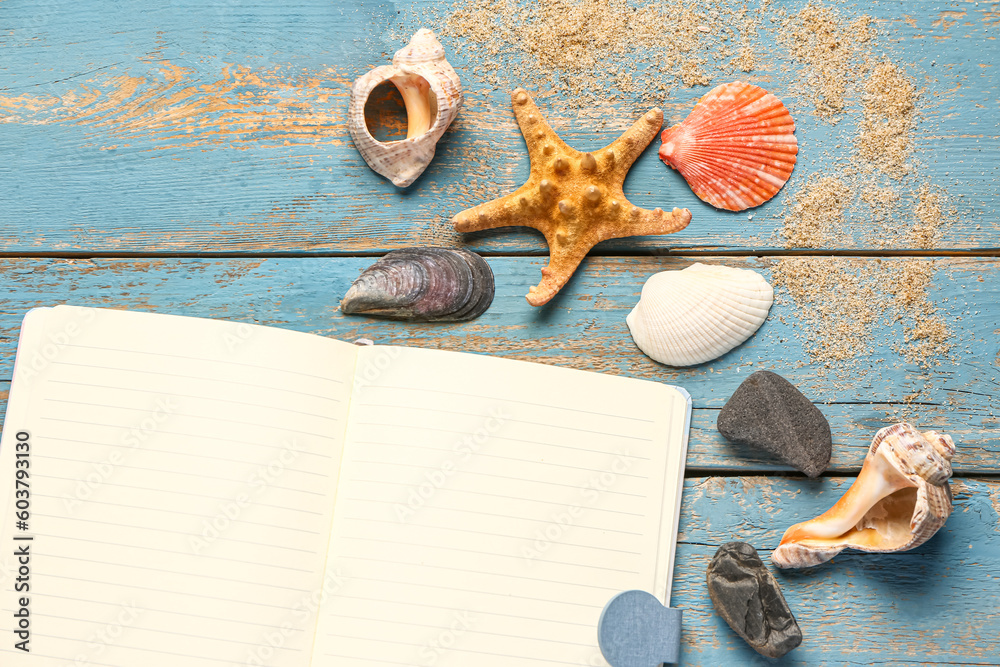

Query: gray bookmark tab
598 590 682 667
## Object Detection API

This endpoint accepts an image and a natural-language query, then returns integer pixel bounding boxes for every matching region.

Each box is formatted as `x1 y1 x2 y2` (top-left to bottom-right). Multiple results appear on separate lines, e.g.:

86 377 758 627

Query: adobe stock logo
419 611 476 666
67 601 143 667
15 307 98 384
521 451 634 563
393 407 509 523
61 397 178 513
189 438 303 554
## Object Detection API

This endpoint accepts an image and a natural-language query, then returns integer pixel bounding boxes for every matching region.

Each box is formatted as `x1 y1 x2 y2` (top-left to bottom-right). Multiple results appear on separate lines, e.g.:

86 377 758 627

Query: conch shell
348 29 463 187
772 423 955 568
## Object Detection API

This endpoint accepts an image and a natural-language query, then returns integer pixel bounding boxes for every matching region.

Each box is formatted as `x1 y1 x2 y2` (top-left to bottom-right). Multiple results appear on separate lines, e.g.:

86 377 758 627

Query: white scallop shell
626 263 774 366
348 29 463 187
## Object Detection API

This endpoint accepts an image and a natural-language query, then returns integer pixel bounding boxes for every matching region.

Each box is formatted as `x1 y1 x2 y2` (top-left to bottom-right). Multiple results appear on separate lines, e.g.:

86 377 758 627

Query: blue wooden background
1 0 998 664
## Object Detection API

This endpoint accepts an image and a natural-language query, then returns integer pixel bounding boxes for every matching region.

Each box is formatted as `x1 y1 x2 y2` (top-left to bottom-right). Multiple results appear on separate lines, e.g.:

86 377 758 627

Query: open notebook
0 306 691 667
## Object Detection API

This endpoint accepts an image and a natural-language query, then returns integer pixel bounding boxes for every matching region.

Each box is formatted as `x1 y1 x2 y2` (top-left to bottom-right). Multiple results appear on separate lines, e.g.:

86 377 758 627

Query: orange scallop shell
659 81 798 211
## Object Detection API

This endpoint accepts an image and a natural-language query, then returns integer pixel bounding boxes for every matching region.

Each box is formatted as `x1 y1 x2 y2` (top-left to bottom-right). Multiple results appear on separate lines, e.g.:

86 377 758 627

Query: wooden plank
0 381 986 475
0 255 996 473
672 476 1000 665
0 0 997 254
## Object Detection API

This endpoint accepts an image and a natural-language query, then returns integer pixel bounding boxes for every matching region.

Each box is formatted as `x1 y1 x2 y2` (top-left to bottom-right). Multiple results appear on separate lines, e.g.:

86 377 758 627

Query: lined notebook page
312 346 689 667
0 307 357 667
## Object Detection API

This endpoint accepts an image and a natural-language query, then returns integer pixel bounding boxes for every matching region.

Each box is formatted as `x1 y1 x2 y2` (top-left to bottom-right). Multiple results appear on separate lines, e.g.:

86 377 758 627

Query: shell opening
363 75 438 142
781 444 914 544
362 81 409 142
790 487 920 551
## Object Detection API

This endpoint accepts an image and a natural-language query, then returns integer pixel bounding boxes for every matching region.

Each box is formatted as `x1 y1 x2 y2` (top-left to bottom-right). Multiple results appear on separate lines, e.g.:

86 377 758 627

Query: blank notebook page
313 346 689 667
0 307 357 667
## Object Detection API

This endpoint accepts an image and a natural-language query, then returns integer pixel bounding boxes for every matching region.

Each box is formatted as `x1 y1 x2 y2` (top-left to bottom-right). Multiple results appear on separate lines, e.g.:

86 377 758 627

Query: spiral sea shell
348 29 463 187
772 423 955 568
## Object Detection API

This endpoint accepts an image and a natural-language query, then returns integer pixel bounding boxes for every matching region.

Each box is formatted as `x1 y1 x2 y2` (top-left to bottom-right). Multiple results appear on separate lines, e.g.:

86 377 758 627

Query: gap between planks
682 468 1000 480
1 249 999 260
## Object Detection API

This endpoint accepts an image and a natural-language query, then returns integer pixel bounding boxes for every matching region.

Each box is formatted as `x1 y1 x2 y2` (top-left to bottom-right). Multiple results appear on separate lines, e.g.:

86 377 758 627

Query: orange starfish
452 88 692 306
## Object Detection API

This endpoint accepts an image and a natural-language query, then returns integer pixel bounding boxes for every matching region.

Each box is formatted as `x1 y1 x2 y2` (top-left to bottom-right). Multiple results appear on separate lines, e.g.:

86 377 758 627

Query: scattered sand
781 176 852 248
779 178 947 252
731 47 757 74
857 61 918 179
435 0 763 108
774 3 876 120
770 259 884 365
774 172 951 369
908 185 944 249
887 260 952 366
768 4 950 370
771 258 951 371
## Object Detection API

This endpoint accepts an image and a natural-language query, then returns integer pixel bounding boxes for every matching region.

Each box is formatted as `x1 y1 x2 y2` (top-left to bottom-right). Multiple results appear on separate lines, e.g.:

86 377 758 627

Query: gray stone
707 542 802 659
717 370 832 477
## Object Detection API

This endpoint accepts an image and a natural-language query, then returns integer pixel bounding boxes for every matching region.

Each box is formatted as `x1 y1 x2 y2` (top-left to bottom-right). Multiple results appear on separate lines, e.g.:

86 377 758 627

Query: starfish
452 88 692 306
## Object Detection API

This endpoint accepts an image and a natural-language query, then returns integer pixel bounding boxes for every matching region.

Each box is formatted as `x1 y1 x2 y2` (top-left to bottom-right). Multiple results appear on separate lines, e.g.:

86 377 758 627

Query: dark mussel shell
340 247 494 321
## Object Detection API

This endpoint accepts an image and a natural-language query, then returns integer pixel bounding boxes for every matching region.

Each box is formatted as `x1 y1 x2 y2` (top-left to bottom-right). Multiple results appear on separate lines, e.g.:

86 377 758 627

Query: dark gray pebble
717 370 832 477
707 541 802 659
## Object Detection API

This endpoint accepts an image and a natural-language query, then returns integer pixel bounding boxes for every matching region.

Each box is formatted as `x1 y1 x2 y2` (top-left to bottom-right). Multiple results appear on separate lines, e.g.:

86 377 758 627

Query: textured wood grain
672 477 1000 665
0 256 996 473
0 0 997 254
2 2 997 664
